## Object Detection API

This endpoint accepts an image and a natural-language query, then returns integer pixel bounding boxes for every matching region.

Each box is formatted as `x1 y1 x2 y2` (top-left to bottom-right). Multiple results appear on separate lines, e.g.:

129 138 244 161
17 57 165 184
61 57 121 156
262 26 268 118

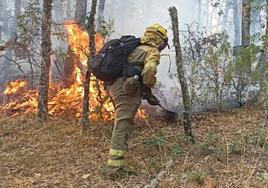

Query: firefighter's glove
123 76 140 96
142 86 160 106
146 95 160 106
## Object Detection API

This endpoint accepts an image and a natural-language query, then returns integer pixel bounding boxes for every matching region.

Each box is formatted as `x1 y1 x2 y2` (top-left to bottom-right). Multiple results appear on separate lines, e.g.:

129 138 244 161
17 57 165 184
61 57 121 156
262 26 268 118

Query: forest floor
0 104 268 188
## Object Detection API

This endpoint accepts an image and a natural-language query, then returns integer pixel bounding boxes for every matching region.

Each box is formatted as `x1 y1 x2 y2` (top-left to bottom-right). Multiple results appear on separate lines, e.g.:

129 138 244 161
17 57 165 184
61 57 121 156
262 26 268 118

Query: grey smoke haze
102 0 199 90
103 0 203 104
99 0 200 109
1 0 266 111
104 0 198 36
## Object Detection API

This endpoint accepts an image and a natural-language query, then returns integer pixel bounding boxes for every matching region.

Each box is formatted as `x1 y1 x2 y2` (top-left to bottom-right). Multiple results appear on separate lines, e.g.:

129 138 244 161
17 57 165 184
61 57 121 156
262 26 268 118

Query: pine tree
242 0 251 47
169 6 194 143
37 0 52 121
81 0 97 129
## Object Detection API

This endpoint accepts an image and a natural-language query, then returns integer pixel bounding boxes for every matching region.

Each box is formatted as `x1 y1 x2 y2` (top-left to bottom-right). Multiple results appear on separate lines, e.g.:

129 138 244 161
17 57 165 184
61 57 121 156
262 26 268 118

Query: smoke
1 0 264 112
102 0 198 110
99 0 262 113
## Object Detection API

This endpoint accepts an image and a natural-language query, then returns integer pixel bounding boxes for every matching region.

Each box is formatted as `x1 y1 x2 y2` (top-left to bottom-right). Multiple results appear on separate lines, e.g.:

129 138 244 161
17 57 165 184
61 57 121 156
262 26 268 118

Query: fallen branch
169 6 194 143
144 159 174 188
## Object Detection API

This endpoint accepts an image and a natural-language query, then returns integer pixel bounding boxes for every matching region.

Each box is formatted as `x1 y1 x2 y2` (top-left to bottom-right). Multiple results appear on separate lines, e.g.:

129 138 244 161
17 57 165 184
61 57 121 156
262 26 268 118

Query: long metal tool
157 104 178 119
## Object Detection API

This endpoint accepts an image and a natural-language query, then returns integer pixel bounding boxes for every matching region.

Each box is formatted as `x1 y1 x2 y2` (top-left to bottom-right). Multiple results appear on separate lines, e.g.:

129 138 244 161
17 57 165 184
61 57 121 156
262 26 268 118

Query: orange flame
64 20 113 119
64 20 104 67
0 21 148 120
4 80 27 95
1 21 114 120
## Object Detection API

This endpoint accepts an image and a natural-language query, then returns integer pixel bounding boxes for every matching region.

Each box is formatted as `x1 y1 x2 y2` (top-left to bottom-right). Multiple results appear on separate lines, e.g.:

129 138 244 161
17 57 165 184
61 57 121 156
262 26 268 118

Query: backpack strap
120 36 141 80
123 43 128 80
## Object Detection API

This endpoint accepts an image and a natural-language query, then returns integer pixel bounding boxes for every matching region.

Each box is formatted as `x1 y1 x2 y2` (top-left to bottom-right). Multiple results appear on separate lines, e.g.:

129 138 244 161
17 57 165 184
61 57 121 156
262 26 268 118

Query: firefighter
102 24 169 177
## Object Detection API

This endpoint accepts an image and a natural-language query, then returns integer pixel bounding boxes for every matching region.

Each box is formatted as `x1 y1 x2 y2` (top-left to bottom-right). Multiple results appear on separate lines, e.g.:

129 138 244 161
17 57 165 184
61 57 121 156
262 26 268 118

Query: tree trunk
53 0 65 22
265 2 268 125
265 0 268 47
169 6 194 143
37 0 52 121
13 0 21 37
64 0 88 86
242 0 251 47
81 0 97 128
97 0 105 31
242 0 251 76
258 1 267 90
74 0 87 24
233 0 241 46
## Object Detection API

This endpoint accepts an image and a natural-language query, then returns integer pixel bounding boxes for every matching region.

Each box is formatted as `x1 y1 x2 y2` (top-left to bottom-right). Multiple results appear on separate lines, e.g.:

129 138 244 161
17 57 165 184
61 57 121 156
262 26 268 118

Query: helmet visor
159 38 169 51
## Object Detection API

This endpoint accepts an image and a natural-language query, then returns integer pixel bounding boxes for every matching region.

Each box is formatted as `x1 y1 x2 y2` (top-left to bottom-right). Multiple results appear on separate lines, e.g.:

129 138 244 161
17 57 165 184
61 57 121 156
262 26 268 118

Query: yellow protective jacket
128 32 163 87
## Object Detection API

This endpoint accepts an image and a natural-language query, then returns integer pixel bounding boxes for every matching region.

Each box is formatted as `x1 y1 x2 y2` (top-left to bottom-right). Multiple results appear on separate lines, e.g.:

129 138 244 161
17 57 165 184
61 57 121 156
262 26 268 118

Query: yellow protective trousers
106 77 141 167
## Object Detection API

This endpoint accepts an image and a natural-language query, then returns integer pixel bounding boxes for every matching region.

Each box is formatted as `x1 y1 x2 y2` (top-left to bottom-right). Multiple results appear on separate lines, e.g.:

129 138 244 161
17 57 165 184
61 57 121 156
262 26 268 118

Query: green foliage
83 14 114 38
76 16 88 29
143 132 183 159
197 131 223 159
171 145 183 157
75 12 115 38
236 45 260 71
228 143 242 155
188 170 208 185
207 131 219 142
15 0 42 60
202 36 232 111
229 43 261 105
250 0 267 10
97 19 115 38
244 131 268 148
182 25 232 109
143 133 166 148
260 34 268 47
180 23 264 110
262 172 268 181
17 1 41 35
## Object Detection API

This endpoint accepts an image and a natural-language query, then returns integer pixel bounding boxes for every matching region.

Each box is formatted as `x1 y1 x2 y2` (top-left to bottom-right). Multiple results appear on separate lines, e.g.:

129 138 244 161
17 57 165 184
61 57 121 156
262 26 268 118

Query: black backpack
88 35 141 81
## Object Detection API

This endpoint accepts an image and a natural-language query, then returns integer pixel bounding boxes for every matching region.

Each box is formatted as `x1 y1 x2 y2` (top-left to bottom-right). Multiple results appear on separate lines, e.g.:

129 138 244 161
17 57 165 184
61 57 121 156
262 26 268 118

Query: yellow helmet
145 23 168 40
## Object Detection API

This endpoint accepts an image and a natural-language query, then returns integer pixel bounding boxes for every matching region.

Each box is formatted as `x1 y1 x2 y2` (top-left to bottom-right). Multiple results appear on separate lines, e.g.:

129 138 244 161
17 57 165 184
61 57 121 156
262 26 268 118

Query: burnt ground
0 105 267 188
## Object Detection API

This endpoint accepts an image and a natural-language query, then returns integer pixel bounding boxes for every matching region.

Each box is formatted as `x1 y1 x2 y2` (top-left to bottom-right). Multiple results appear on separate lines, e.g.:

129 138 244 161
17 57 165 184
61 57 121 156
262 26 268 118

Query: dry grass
0 105 267 187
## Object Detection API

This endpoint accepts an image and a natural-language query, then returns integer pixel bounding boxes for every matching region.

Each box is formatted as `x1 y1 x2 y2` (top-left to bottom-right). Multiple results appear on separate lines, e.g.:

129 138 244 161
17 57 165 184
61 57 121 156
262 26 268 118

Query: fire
64 20 104 67
74 65 82 85
63 20 113 119
3 90 38 116
4 80 27 95
138 109 148 119
1 21 114 120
